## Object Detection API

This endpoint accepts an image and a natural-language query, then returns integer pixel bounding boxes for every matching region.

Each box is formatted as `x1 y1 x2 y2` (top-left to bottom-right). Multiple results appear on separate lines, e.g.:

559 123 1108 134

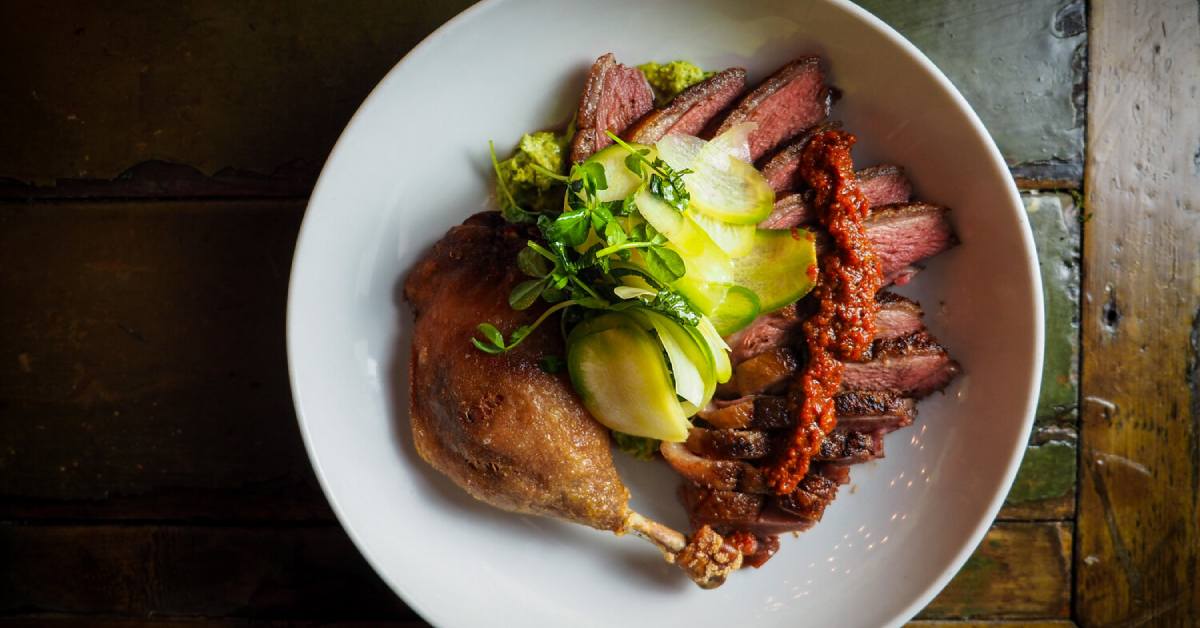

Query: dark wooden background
1 1 1196 626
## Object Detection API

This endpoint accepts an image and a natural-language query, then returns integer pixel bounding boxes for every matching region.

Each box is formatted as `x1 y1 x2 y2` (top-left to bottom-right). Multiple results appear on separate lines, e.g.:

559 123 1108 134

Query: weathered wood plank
0 524 414 620
0 202 329 520
0 523 1069 622
999 193 1080 521
1077 0 1200 625
917 522 1072 620
0 1 1081 197
0 0 475 194
858 0 1086 179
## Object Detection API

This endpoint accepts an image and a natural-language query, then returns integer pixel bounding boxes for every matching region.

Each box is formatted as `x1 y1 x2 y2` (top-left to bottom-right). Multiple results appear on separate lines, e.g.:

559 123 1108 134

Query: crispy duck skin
404 214 741 587
405 217 630 530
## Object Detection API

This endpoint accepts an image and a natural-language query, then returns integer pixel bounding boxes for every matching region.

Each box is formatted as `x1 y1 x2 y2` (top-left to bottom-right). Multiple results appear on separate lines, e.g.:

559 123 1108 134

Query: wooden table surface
1 1 1196 626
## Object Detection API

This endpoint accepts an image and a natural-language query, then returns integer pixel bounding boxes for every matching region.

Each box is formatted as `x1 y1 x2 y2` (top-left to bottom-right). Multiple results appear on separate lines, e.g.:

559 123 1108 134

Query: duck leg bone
623 511 743 588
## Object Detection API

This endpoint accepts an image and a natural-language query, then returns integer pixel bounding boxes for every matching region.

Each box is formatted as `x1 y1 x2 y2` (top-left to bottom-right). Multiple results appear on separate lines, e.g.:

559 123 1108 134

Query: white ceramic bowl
287 0 1043 625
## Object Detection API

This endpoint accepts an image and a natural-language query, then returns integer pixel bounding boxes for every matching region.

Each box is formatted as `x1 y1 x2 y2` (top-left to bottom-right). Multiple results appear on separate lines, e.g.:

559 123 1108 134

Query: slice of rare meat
858 165 913 206
759 121 842 193
759 164 914 228
724 303 799 365
570 53 655 163
874 292 925 340
759 193 815 229
698 390 916 433
684 426 883 463
861 203 958 280
712 57 831 161
625 68 746 144
724 291 924 369
843 331 962 397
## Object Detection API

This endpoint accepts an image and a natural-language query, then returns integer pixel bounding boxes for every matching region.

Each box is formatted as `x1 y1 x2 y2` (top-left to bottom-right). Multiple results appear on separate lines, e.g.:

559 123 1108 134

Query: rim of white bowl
285 1 1045 626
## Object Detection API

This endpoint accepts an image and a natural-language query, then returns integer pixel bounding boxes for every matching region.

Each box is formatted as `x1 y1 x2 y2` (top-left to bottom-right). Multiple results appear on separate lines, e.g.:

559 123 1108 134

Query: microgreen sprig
473 137 700 354
605 131 693 212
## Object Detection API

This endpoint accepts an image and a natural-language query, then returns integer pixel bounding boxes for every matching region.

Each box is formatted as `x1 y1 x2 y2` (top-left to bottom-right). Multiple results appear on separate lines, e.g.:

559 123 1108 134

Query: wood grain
0 522 1069 622
0 618 426 627
917 523 1072 620
0 0 475 192
999 193 1081 521
855 0 1086 179
0 202 329 520
0 524 414 620
1077 0 1200 625
908 622 1076 628
0 0 1082 197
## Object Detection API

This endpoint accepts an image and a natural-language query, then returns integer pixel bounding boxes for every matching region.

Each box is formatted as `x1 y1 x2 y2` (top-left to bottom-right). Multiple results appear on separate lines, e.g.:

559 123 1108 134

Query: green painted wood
857 0 1085 180
999 192 1080 520
917 523 1073 619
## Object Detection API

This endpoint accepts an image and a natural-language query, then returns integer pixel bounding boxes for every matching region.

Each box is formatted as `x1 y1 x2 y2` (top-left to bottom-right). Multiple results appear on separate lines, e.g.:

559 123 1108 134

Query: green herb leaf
624 152 645 177
603 220 627 247
648 289 701 326
630 222 648 243
644 246 686 283
548 208 590 248
566 179 587 212
477 323 505 347
471 338 505 354
508 278 547 310
517 246 551 277
648 160 692 213
620 195 637 217
577 160 608 193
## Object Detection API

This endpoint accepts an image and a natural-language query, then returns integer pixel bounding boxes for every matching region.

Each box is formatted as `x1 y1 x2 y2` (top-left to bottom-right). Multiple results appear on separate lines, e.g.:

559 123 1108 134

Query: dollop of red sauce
766 130 882 495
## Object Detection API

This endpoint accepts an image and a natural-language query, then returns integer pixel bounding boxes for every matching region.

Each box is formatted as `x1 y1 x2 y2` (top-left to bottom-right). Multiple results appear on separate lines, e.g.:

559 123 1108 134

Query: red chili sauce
766 130 882 495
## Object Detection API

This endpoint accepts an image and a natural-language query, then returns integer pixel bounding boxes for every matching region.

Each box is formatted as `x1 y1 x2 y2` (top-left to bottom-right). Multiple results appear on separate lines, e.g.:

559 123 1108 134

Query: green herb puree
638 60 713 104
494 130 570 220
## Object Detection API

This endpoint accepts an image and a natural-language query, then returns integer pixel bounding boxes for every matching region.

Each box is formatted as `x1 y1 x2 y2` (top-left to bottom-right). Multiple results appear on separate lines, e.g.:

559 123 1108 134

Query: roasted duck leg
403 213 742 588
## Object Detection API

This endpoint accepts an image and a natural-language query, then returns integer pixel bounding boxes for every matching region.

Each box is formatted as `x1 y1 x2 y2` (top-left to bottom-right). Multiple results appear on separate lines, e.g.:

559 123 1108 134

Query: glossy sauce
767 130 882 495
